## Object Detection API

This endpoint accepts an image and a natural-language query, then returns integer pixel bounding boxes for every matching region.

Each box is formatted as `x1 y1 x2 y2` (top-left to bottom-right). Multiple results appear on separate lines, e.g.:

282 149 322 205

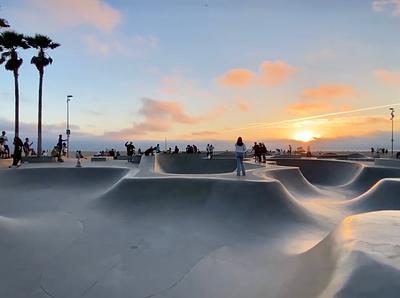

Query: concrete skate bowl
0 167 130 189
279 211 400 298
156 153 237 174
346 178 400 212
343 166 400 195
96 177 313 230
262 167 328 199
269 158 363 186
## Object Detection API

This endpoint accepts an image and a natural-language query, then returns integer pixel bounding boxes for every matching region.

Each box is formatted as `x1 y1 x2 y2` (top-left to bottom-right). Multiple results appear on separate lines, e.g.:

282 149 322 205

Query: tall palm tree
26 34 60 156
0 31 29 138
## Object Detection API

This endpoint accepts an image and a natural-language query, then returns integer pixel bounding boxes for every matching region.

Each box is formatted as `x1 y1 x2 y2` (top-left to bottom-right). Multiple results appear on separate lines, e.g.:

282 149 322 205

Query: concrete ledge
21 156 57 163
91 156 115 162
116 155 142 163
375 158 400 168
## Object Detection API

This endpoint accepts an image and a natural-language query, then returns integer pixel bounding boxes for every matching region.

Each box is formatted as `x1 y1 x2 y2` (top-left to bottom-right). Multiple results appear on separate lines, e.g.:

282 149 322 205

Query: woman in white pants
235 137 247 176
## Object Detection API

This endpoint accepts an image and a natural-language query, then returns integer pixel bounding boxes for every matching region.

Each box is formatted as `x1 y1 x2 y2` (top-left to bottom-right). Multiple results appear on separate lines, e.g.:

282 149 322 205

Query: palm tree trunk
14 69 19 138
37 70 43 156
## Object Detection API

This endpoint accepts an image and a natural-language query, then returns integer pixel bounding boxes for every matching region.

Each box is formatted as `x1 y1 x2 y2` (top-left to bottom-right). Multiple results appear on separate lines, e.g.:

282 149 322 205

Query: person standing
23 138 33 156
56 135 66 162
235 137 247 176
9 136 23 168
125 141 135 162
209 144 214 159
1 131 10 158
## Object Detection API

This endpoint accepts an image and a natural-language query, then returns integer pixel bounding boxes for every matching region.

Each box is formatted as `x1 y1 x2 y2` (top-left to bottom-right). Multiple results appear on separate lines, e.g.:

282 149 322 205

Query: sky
1 0 400 151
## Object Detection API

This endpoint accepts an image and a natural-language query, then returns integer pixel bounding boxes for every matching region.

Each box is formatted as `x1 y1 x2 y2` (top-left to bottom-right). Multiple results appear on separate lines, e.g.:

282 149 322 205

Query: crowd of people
251 142 268 163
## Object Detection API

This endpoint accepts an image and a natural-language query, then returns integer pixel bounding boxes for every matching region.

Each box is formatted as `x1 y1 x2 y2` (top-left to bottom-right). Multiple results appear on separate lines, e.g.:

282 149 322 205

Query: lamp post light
66 95 73 158
390 108 395 157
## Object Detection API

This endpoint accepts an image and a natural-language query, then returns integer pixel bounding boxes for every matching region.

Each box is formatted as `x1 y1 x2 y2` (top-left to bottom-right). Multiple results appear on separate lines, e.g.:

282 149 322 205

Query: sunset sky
1 0 400 150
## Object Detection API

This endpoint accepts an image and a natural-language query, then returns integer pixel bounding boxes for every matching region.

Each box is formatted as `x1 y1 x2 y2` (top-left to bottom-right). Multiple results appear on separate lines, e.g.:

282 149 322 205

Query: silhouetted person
144 146 154 156
57 134 66 161
288 144 292 156
260 143 267 163
23 138 33 156
235 137 247 176
125 141 135 162
156 144 160 153
1 131 10 158
173 146 179 154
252 142 261 163
397 152 400 159
9 137 23 168
208 144 214 159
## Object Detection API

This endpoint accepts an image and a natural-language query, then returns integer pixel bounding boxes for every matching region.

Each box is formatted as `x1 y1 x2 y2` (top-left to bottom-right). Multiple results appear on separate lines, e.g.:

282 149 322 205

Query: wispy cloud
104 98 225 139
372 0 400 16
301 84 357 100
218 60 298 88
83 34 158 57
374 69 400 85
218 69 255 87
286 84 358 115
22 0 121 33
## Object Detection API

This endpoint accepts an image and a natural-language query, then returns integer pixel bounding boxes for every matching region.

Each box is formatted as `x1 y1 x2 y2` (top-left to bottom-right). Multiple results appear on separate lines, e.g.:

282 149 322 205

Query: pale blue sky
1 0 400 150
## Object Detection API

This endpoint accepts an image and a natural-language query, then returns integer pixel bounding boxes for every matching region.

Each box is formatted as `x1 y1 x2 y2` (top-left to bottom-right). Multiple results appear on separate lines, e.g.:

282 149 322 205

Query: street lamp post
66 95 73 158
390 108 395 157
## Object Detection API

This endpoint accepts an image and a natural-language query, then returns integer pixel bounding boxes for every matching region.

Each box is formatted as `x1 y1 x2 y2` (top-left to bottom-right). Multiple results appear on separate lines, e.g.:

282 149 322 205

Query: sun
293 130 318 142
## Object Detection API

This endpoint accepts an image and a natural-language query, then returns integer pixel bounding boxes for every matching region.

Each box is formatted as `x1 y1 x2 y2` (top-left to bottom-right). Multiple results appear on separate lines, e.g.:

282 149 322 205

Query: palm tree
26 34 60 156
0 31 29 138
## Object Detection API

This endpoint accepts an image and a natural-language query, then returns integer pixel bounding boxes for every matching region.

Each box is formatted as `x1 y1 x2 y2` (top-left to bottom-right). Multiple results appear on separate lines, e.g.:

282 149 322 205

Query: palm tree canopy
25 34 60 50
25 34 60 71
0 31 29 70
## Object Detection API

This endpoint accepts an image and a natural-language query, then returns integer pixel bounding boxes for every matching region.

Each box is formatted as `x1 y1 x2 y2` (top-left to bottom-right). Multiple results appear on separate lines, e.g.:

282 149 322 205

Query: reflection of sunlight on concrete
282 230 327 254
340 216 356 251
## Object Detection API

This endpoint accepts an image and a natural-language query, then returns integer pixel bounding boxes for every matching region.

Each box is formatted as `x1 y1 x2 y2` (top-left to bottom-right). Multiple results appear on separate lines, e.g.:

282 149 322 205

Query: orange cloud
106 98 225 138
301 84 357 100
258 61 298 86
374 69 400 86
286 101 331 115
218 60 297 88
28 0 121 33
219 69 255 87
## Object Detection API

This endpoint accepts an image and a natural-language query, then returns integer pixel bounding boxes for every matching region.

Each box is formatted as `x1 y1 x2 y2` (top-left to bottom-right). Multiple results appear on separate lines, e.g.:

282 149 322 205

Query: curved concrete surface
270 158 363 186
1 156 400 297
156 153 237 174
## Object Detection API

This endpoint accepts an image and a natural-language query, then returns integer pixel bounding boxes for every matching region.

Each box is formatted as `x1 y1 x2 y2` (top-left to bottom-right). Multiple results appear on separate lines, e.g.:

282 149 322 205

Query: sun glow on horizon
293 130 319 142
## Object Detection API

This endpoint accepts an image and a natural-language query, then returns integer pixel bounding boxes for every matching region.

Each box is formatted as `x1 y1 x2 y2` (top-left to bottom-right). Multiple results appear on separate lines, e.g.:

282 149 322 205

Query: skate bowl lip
155 153 238 174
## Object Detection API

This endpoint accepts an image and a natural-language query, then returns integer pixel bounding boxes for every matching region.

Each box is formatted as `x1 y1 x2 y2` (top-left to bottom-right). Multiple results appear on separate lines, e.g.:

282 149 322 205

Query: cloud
83 34 158 57
218 60 297 88
218 69 255 87
286 84 357 115
191 131 220 137
258 61 298 86
236 98 251 112
301 84 358 100
374 69 400 86
286 101 331 115
27 0 121 33
372 0 400 16
105 98 225 139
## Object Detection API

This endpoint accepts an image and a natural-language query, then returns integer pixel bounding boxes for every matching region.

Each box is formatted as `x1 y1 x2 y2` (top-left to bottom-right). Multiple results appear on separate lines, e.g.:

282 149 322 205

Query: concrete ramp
263 167 328 199
156 154 236 174
96 177 313 228
279 211 400 298
270 158 362 186
343 166 400 195
346 178 400 212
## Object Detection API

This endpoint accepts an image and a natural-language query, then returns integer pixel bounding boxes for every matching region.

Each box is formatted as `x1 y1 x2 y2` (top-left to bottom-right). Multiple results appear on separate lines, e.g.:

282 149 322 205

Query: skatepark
1 154 400 297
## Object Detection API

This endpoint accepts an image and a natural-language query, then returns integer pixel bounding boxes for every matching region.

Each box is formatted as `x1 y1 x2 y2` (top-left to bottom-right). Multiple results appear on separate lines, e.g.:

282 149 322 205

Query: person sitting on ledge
144 146 154 156
173 145 179 154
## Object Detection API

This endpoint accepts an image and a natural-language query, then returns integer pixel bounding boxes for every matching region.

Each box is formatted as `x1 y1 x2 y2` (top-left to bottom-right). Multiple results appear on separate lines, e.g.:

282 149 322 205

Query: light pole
390 108 395 157
66 95 73 158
